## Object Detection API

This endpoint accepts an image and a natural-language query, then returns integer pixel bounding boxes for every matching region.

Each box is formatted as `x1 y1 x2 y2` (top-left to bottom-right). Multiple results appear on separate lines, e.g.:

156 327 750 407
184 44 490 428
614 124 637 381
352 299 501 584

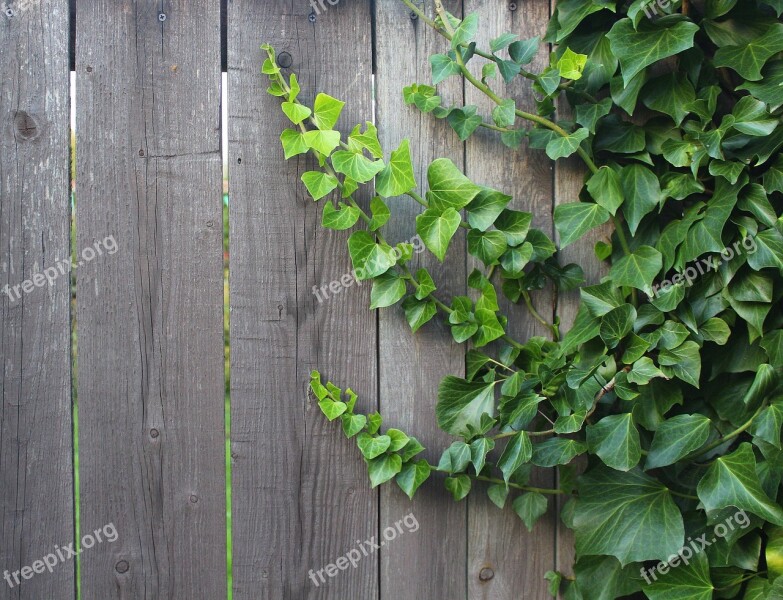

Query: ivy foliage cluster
263 0 783 597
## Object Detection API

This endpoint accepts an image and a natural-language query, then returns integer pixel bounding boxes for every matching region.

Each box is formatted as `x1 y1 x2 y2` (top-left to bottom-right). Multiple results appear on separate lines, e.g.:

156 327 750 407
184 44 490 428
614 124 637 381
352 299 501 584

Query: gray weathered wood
375 2 468 598
228 1 378 598
465 1 559 597
75 0 226 597
0 1 74 598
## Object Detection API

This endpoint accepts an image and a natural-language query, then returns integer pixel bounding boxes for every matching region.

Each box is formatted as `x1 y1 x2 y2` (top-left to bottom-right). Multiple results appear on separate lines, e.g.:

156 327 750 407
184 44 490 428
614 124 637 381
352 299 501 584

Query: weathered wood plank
75 1 225 597
464 1 558 597
228 1 378 598
0 1 74 598
374 2 468 598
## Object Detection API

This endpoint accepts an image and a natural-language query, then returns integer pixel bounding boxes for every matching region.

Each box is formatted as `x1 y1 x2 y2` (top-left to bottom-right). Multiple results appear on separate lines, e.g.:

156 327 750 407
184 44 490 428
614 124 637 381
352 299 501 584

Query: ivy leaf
376 139 416 197
402 297 437 333
750 403 783 448
513 492 548 531
470 437 495 475
395 460 431 499
532 438 587 467
587 413 642 471
554 202 611 248
495 209 532 247
600 304 637 348
430 53 462 84
546 128 590 160
331 150 385 183
301 171 338 201
554 0 616 42
492 99 516 128
697 443 783 525
447 106 483 141
659 341 702 388
466 188 512 232
644 552 714 600
302 129 341 157
487 484 509 509
609 246 662 294
367 453 402 488
322 201 360 230
573 466 685 565
347 231 396 280
557 48 588 80
731 96 778 136
606 18 699 86
436 377 497 437
370 272 407 309
621 164 662 236
467 229 508 266
347 122 383 158
311 93 345 130
451 13 479 49
280 129 309 159
341 413 366 438
318 398 347 421
427 158 482 211
714 23 783 81
587 166 623 215
576 98 613 134
497 431 532 481
281 101 311 125
490 32 518 53
642 72 695 126
437 441 472 473
445 475 472 501
415 207 462 262
645 414 711 469
508 37 539 64
357 433 392 460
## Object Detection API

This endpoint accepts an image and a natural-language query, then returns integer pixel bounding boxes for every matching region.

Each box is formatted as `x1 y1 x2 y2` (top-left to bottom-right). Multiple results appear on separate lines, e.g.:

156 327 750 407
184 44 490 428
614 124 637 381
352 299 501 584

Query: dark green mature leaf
430 53 462 84
553 0 616 42
697 443 783 525
643 551 714 600
587 166 623 215
498 431 532 481
573 555 642 600
368 453 402 488
370 272 407 309
642 72 695 126
600 304 636 348
402 297 437 333
532 438 588 467
546 128 590 160
607 18 699 85
714 23 783 81
621 164 662 236
554 202 611 248
609 246 663 294
437 377 497 437
751 402 783 448
445 475 472 501
573 466 685 565
513 492 547 531
495 210 532 246
645 414 711 469
447 106 483 140
468 229 507 265
659 341 702 388
395 460 431 499
587 413 642 471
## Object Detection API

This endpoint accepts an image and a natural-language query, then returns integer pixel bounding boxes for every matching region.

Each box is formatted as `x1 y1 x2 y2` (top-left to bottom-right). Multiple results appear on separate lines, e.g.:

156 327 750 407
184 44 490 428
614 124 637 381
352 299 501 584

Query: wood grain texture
464 1 558 598
0 1 74 598
374 2 468 598
227 1 378 598
75 1 225 597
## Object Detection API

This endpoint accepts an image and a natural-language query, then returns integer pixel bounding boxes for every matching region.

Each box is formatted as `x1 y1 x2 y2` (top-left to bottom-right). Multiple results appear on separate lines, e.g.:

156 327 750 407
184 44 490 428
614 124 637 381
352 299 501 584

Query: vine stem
685 401 768 461
429 462 566 494
522 291 559 341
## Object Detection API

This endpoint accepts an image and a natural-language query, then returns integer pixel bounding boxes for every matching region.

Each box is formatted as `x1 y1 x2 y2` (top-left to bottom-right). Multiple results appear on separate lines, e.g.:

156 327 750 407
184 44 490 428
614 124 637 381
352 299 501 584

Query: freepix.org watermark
4 522 119 589
308 512 419 587
2 235 118 304
312 234 425 304
648 235 757 299
640 509 750 584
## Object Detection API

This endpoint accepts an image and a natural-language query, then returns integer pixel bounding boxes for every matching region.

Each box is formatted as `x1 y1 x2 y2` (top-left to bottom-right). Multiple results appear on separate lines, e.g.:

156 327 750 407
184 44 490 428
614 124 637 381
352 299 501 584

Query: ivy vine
263 0 783 597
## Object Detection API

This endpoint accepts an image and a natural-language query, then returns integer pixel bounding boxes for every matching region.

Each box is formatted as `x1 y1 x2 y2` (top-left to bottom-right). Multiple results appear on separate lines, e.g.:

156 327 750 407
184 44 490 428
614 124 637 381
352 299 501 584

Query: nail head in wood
115 560 130 574
479 567 494 581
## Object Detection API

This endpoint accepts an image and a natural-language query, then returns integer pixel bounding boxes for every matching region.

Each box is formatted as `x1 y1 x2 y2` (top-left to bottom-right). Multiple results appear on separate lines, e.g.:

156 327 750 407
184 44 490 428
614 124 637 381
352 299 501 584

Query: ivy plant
262 0 783 597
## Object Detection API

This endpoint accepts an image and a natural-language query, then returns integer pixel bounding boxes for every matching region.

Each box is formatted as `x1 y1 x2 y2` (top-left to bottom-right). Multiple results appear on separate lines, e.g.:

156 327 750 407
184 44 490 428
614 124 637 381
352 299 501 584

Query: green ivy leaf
301 171 338 201
357 432 392 459
573 466 685 565
416 207 462 262
467 229 508 266
427 158 482 211
697 442 783 525
302 129 342 157
644 552 714 600
492 99 516 128
451 13 479 49
495 209 532 247
621 164 662 236
606 18 699 86
609 246 662 294
546 128 590 160
281 101 311 125
445 474 472 501
368 453 402 488
376 139 416 198
395 460 431 499
312 93 345 130
322 201 360 230
587 166 623 215
430 53 462 84
370 272 407 309
509 37 539 64
554 201 611 248
436 377 497 437
438 441 472 473
347 121 383 158
470 437 495 475
600 304 637 349
331 150 385 183
280 129 309 159
587 413 642 471
498 431 532 481
714 23 783 81
556 48 588 80
659 341 702 388
532 438 588 467
347 231 397 280
447 106 483 141
318 398 347 421
401 297 437 333
466 188 512 232
645 414 711 469
341 414 367 438
513 492 548 531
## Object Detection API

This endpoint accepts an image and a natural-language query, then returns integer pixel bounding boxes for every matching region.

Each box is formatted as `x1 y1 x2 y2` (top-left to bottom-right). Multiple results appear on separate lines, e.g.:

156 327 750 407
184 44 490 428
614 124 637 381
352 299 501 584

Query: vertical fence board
228 1 377 598
465 1 558 598
75 0 225 597
0 1 74 598
375 2 468 599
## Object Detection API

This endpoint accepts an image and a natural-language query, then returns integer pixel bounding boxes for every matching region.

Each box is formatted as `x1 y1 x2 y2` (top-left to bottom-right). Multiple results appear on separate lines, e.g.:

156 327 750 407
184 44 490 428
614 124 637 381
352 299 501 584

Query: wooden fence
0 0 600 598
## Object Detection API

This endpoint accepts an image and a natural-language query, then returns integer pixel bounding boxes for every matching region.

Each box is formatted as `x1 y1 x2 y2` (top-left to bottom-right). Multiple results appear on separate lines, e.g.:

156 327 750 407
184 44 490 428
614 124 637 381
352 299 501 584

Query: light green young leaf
546 128 590 160
556 48 588 80
427 158 482 211
331 150 385 183
281 101 311 125
280 129 309 159
370 272 407 309
368 196 390 231
416 207 462 262
301 171 338 201
312 92 345 130
302 129 341 156
376 139 417 197
322 201 360 230
347 122 384 158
